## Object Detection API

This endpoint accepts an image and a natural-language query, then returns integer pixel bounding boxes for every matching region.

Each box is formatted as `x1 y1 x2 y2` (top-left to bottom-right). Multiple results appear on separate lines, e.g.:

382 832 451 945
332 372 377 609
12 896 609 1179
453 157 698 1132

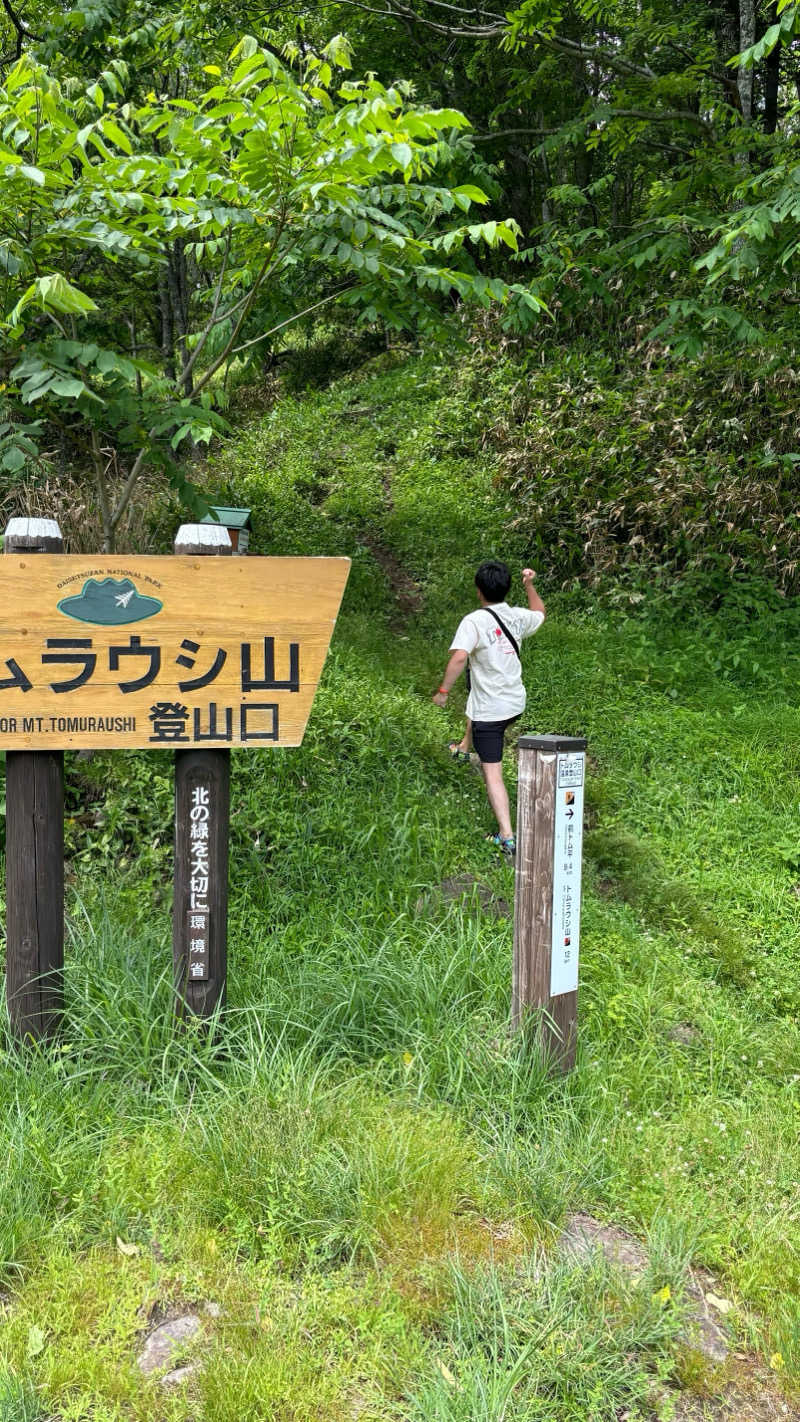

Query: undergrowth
0 340 798 1419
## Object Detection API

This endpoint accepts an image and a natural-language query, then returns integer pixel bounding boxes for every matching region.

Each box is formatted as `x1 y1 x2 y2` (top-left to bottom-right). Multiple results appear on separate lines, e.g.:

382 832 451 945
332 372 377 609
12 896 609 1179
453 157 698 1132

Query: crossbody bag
484 607 521 661
465 608 521 693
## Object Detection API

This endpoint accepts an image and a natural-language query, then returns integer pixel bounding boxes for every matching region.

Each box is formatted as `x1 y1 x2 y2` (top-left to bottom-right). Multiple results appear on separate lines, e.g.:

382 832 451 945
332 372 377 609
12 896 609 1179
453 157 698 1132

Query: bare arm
522 568 545 619
432 648 468 707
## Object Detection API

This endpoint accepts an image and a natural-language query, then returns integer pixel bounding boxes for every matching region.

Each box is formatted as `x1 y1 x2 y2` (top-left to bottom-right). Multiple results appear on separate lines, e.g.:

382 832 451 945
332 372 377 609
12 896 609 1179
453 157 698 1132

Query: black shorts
471 716 519 764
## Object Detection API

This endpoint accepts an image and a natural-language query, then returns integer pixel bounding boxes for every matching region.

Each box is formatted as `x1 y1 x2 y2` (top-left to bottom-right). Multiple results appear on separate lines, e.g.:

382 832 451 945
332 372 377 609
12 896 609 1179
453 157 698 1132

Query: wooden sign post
0 533 350 1040
173 524 232 1019
3 518 65 1042
173 746 229 1018
513 734 587 1072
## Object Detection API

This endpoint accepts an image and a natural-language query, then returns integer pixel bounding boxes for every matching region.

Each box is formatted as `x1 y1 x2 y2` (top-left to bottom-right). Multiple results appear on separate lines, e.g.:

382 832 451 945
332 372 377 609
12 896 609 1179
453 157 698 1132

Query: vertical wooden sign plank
3 518 65 1041
173 746 230 1018
172 524 232 1019
513 734 587 1072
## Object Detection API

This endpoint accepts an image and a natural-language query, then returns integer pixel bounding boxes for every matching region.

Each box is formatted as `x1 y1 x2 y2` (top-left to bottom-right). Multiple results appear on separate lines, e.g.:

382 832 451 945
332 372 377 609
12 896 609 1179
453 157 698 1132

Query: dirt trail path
362 468 423 624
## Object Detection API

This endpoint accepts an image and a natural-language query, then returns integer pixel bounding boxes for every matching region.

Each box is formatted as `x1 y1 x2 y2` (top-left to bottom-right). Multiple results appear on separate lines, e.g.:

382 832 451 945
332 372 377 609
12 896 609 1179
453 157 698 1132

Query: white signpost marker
513 734 587 1071
549 751 585 999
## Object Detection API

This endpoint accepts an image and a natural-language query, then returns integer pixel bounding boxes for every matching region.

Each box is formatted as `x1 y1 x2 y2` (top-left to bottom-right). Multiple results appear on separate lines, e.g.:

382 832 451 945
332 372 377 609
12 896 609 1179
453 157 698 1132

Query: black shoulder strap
485 608 521 661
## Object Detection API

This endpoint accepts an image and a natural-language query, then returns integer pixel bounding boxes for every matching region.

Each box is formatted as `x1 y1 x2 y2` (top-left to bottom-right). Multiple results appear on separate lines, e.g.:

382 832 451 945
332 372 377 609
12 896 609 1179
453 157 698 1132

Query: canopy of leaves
2 0 799 543
0 30 541 541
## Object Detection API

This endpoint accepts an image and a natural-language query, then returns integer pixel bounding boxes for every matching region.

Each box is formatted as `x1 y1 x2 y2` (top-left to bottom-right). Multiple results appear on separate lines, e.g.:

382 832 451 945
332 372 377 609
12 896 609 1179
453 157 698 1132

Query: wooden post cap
174 524 233 555
518 734 587 753
3 518 64 552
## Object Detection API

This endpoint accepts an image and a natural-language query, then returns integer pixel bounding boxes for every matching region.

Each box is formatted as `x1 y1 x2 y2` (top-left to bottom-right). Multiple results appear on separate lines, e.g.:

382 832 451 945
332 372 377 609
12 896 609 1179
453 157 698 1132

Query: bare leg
481 759 513 840
454 717 473 754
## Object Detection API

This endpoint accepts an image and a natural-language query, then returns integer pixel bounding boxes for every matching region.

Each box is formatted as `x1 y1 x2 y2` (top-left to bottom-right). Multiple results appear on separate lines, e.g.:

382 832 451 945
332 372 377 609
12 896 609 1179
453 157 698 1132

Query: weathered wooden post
173 523 233 1020
513 734 587 1071
3 517 65 1041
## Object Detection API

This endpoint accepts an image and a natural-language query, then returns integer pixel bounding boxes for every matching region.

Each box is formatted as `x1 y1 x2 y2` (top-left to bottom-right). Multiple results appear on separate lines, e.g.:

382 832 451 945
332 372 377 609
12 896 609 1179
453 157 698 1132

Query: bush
478 336 800 598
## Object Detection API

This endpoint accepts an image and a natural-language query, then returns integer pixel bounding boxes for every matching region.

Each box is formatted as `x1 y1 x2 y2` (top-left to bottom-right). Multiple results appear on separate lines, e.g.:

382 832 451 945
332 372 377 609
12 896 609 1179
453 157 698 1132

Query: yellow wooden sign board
0 556 350 749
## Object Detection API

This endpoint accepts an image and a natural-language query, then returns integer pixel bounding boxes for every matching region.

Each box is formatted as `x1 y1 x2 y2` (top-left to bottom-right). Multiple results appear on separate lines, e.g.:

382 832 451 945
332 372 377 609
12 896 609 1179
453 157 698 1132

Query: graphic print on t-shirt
449 602 544 722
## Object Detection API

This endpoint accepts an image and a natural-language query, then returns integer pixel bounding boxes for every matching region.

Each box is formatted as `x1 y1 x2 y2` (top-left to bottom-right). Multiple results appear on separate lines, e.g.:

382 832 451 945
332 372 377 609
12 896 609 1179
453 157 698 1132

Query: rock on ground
137 1314 202 1376
558 1214 799 1420
161 1363 201 1388
559 1213 729 1363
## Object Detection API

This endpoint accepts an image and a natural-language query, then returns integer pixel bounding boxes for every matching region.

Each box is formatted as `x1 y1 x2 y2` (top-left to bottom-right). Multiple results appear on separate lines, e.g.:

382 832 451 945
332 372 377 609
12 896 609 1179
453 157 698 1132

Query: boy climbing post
432 561 545 856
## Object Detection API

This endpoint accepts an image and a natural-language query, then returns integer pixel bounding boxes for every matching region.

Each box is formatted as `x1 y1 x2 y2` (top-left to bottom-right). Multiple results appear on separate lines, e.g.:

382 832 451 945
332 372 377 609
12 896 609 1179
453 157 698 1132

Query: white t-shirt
450 602 544 722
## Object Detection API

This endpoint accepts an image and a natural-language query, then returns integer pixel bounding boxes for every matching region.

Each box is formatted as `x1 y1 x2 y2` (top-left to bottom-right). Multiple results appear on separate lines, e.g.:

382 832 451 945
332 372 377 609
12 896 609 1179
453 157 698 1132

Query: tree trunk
167 243 192 397
737 0 757 123
763 2 781 135
718 0 745 108
90 428 115 554
158 267 176 383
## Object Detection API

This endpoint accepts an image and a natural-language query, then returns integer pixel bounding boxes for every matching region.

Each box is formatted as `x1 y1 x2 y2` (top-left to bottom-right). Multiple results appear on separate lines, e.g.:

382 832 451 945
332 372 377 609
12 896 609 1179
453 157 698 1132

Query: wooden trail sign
0 554 350 750
513 734 587 1072
1 521 349 1041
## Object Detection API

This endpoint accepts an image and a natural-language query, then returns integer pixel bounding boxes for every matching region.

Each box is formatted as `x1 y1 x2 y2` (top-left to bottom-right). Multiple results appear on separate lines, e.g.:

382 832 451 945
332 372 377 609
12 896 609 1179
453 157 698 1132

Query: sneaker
485 832 516 858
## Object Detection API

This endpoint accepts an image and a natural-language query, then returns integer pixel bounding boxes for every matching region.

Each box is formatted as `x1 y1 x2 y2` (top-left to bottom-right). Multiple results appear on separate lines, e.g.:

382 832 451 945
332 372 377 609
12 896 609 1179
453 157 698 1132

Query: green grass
1 344 799 1419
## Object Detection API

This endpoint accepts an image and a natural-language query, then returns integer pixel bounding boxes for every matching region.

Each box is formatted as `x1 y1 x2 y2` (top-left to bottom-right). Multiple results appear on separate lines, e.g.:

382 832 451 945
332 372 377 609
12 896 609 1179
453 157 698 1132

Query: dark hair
475 560 511 602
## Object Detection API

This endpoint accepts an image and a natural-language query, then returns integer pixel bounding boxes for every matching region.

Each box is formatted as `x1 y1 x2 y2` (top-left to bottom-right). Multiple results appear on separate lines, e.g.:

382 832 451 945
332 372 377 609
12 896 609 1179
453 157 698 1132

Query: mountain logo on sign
58 578 163 625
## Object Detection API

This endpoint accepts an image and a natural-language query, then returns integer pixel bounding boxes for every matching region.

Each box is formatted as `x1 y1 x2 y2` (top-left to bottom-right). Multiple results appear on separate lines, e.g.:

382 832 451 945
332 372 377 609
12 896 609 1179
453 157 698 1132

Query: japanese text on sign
187 785 211 981
550 753 585 998
0 556 350 749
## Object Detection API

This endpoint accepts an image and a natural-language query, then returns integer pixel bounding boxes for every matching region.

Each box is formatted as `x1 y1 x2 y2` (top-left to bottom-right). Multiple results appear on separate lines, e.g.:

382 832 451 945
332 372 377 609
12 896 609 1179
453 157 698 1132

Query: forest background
2 0 800 582
1 0 800 1419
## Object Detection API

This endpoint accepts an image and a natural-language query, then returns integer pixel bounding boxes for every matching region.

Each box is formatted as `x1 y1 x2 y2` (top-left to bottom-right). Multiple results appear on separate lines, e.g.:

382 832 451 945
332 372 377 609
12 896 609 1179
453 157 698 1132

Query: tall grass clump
406 1256 683 1421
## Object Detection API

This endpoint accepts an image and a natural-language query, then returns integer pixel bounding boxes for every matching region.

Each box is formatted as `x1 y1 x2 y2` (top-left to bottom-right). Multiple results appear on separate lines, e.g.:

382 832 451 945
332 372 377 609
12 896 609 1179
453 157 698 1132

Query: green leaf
230 34 260 61
6 273 98 331
170 421 192 447
96 350 137 380
1 446 26 472
452 184 488 206
100 66 124 97
391 142 413 170
731 6 798 66
27 1326 45 1358
50 376 96 399
33 273 98 316
0 244 22 276
100 119 133 155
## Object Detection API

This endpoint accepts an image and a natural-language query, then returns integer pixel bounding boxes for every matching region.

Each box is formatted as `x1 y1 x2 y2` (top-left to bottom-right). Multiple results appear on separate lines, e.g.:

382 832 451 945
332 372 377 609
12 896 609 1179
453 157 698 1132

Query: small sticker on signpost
558 754 584 789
